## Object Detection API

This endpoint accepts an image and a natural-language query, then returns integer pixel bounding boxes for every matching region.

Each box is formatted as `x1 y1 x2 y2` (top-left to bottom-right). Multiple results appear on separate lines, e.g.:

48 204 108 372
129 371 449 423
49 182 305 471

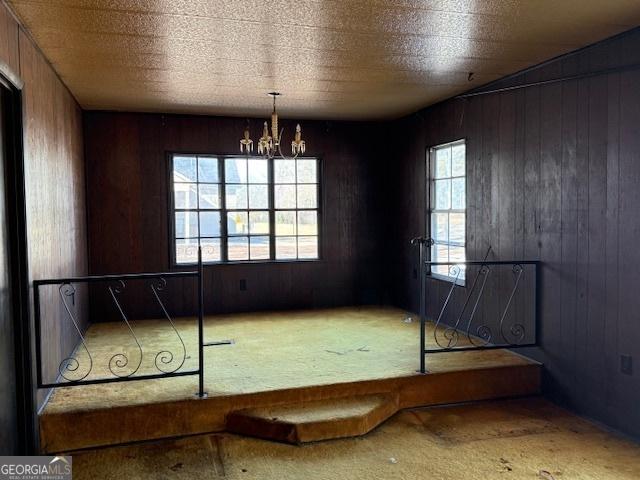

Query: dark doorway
0 72 35 454
0 72 18 455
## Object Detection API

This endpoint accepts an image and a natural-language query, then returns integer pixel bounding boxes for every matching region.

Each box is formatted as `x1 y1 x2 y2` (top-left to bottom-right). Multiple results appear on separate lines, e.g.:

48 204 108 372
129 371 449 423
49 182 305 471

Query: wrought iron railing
33 248 206 397
412 238 539 374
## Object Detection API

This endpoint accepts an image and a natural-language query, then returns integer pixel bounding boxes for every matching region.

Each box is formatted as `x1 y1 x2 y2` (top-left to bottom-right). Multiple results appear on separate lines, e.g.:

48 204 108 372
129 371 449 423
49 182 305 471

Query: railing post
411 237 429 374
534 261 540 347
197 246 206 398
33 283 43 388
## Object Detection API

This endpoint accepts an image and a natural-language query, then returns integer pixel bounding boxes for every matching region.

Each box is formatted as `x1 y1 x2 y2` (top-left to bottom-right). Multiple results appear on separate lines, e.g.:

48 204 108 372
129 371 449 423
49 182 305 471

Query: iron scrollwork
465 264 493 347
150 278 187 374
429 260 529 351
58 283 93 382
433 265 462 349
107 280 143 377
498 264 526 344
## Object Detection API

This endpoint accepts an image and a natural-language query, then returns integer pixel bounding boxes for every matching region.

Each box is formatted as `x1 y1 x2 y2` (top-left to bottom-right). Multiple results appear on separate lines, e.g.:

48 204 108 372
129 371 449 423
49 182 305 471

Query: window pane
450 245 465 263
451 144 465 177
250 236 270 260
298 236 318 259
275 185 296 208
200 211 220 237
228 237 249 261
435 147 451 179
276 236 297 259
276 211 296 235
432 243 450 277
449 213 465 245
199 184 220 209
225 158 247 183
174 183 197 209
452 178 465 209
201 238 221 262
249 211 269 234
175 212 198 238
450 245 466 279
297 211 317 235
297 159 317 183
248 159 268 183
249 184 268 209
176 239 199 264
173 156 197 182
432 213 448 242
297 185 317 209
274 159 295 183
198 156 218 183
227 211 248 235
226 184 248 209
435 179 451 209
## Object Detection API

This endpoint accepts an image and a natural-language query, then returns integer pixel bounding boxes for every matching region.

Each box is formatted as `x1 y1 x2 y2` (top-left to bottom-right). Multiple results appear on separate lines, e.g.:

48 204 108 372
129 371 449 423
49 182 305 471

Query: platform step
226 394 399 444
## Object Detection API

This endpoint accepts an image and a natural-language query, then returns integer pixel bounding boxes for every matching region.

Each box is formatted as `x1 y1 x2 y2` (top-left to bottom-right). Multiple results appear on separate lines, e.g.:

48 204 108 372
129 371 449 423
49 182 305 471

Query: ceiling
7 0 640 120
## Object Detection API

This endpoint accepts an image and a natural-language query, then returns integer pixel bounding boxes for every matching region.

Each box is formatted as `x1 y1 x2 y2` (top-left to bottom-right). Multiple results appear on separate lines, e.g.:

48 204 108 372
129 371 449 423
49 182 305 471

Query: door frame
0 65 36 453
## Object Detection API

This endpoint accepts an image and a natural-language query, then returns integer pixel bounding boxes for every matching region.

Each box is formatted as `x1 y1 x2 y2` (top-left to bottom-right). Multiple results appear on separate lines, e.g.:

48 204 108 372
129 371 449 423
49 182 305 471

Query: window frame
167 152 323 266
427 139 466 285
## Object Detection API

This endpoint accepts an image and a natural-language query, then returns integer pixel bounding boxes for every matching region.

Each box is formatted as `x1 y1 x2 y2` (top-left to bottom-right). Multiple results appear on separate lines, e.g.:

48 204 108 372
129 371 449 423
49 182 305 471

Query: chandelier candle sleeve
292 124 305 155
240 125 253 153
258 121 272 155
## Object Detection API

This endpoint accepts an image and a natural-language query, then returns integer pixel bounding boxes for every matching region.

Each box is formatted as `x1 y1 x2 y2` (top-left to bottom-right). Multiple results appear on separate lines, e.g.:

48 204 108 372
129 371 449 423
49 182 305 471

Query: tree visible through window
429 140 466 282
171 155 320 264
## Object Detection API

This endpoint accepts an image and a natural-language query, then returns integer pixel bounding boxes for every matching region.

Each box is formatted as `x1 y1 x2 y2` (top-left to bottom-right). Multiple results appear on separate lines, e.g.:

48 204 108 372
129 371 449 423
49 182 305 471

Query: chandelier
240 92 306 159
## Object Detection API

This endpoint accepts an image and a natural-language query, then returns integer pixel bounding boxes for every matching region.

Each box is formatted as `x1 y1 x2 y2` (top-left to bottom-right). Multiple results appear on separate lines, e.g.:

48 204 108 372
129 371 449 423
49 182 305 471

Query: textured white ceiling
8 0 640 119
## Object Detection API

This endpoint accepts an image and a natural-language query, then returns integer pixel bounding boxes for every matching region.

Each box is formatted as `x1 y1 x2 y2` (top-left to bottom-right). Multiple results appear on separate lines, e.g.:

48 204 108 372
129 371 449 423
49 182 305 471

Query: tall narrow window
225 157 270 261
173 155 222 264
170 154 320 264
274 159 319 260
429 140 466 282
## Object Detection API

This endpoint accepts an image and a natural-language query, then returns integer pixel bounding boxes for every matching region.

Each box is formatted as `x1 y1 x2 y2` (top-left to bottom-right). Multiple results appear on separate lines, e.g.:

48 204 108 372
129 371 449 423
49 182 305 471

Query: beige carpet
69 397 640 480
44 306 533 414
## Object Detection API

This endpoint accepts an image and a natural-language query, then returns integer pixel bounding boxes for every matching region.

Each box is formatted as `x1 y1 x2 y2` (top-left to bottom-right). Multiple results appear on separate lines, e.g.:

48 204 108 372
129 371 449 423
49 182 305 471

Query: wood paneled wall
387 29 640 439
83 112 383 319
19 29 88 402
0 0 88 436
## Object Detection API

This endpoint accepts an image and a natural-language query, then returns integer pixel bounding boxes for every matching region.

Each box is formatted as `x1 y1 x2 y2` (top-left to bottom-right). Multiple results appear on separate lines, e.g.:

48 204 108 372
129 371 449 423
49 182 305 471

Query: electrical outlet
621 355 633 376
239 279 247 291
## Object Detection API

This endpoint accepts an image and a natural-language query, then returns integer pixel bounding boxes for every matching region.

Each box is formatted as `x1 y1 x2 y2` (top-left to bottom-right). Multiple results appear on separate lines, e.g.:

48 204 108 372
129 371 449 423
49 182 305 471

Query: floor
44 306 533 414
68 397 640 480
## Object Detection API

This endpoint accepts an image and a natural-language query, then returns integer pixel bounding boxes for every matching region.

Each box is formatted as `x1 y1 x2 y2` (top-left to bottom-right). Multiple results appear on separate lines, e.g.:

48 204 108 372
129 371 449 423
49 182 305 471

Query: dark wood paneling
84 113 384 319
0 2 19 80
18 29 88 404
388 29 640 439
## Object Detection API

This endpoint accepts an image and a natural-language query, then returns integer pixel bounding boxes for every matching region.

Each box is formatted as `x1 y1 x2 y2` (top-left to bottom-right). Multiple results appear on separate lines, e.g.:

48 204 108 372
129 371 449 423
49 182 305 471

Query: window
429 140 466 282
171 154 320 264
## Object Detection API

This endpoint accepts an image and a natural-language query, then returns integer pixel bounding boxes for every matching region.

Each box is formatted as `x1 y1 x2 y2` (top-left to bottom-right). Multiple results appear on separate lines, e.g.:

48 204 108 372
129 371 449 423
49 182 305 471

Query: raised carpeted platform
39 307 541 452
